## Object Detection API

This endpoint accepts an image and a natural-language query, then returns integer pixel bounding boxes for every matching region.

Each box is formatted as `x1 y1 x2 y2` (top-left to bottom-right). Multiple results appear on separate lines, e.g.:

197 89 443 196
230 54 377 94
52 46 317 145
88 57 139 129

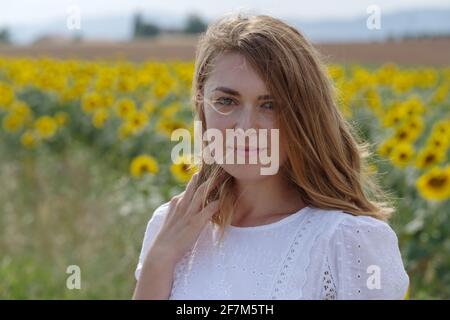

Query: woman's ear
195 89 205 111
196 89 203 102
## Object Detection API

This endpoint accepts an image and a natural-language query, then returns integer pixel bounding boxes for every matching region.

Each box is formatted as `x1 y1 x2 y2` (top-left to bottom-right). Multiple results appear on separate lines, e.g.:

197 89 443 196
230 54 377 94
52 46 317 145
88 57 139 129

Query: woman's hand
132 172 219 299
153 173 219 263
151 172 220 265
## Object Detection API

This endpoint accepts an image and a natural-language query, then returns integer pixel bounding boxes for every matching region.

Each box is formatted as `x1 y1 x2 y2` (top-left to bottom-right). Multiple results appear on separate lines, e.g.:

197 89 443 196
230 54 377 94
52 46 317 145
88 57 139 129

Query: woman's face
202 51 287 180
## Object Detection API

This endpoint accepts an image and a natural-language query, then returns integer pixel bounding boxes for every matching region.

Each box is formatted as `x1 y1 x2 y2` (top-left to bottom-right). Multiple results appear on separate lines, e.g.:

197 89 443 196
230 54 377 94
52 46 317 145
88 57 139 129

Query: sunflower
393 125 420 143
114 98 136 119
377 137 397 157
2 113 24 133
431 83 449 104
142 101 157 115
126 111 149 134
402 96 425 117
382 105 404 128
81 91 102 114
403 115 424 135
117 75 137 93
415 147 446 169
416 166 450 201
130 155 159 178
160 102 180 118
156 117 188 138
20 130 38 149
92 109 109 129
170 154 199 183
389 143 415 168
426 133 450 152
0 82 14 108
432 120 450 138
34 116 58 139
11 101 32 118
118 122 133 140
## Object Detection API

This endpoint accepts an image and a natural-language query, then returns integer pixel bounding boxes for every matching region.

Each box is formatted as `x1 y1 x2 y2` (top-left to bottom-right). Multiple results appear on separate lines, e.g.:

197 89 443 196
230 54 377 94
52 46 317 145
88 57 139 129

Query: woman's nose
234 105 259 131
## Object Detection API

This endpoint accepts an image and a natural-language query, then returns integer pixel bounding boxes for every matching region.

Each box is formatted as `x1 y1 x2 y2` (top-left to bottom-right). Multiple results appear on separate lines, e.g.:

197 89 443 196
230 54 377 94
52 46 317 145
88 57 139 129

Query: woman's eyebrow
212 86 273 100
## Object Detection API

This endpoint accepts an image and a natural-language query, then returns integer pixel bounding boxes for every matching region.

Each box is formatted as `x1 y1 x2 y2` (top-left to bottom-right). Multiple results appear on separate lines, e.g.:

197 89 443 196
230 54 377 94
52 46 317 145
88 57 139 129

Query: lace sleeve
321 256 337 300
324 215 409 300
134 201 170 281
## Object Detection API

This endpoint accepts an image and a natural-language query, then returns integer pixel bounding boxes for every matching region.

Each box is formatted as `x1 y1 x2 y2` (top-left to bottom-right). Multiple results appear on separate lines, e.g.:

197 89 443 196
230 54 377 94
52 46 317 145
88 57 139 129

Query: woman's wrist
143 244 179 270
133 246 177 299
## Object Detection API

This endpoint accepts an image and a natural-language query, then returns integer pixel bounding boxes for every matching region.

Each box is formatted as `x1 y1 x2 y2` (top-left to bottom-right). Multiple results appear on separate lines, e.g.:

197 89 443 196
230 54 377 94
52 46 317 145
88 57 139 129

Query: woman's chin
220 163 269 180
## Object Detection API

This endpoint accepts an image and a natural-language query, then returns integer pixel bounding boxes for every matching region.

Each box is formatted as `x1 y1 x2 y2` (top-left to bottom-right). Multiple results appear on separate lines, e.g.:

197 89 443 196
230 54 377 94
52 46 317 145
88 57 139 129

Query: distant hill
286 8 450 42
5 7 450 45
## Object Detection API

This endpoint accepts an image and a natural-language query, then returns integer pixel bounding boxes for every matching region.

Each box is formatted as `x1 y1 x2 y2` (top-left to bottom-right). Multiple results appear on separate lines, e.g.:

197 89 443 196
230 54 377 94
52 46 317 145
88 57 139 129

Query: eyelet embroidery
322 259 337 300
163 212 408 300
270 218 312 299
355 228 362 296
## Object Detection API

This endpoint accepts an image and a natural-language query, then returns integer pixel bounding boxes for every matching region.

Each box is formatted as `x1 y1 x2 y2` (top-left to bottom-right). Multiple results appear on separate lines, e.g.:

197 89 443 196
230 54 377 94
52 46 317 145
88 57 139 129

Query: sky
1 0 450 26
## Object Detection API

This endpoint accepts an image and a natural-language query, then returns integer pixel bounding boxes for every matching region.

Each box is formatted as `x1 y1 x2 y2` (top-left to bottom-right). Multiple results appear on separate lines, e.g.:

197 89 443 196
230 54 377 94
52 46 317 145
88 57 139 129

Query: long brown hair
190 13 395 241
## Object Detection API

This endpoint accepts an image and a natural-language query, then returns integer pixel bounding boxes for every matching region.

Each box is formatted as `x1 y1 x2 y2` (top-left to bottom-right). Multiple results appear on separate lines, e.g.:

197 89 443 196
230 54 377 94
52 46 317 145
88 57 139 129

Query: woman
132 13 409 300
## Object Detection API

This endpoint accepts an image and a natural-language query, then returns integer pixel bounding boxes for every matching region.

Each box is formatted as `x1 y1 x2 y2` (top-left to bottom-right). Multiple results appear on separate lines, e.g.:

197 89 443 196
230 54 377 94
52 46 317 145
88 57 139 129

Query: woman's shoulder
135 201 171 281
140 201 171 248
307 206 402 256
145 201 171 224
309 206 395 239
310 207 409 299
153 201 171 217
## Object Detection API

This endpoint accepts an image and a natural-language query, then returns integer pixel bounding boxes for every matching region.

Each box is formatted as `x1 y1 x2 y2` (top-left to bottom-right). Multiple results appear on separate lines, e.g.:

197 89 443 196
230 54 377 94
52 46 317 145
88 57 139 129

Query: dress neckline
227 205 311 232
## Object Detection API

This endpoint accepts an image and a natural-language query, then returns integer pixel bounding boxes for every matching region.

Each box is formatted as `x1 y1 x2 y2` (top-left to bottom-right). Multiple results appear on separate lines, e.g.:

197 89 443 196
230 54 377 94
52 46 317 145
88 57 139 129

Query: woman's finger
177 172 199 213
199 200 220 223
187 177 221 216
165 193 183 222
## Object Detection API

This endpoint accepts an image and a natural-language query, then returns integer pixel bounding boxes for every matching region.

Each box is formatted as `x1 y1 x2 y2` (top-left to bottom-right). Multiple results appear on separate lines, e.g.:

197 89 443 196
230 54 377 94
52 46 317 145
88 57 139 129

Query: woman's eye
261 101 274 110
214 97 236 106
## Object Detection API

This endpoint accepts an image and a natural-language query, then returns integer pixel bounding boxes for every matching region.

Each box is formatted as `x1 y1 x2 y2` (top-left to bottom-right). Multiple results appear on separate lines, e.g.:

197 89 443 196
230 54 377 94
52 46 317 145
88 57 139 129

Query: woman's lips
226 146 267 157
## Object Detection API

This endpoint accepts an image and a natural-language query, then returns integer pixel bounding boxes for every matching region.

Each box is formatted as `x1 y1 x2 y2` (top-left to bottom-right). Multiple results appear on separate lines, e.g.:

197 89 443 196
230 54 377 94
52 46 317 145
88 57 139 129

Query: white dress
135 202 410 300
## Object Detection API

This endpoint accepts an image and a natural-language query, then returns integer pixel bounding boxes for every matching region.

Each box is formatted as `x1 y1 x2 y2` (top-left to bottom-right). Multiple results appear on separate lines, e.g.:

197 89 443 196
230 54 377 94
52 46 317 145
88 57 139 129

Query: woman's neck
232 174 306 226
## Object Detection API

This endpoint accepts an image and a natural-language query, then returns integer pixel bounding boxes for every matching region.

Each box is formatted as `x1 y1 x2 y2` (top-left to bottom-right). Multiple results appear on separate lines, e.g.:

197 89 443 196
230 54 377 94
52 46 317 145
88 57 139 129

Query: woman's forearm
132 247 177 300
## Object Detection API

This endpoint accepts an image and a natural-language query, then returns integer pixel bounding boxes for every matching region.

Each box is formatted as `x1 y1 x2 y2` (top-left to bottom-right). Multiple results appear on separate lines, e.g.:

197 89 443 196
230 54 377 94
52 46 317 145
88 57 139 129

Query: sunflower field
0 56 449 299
